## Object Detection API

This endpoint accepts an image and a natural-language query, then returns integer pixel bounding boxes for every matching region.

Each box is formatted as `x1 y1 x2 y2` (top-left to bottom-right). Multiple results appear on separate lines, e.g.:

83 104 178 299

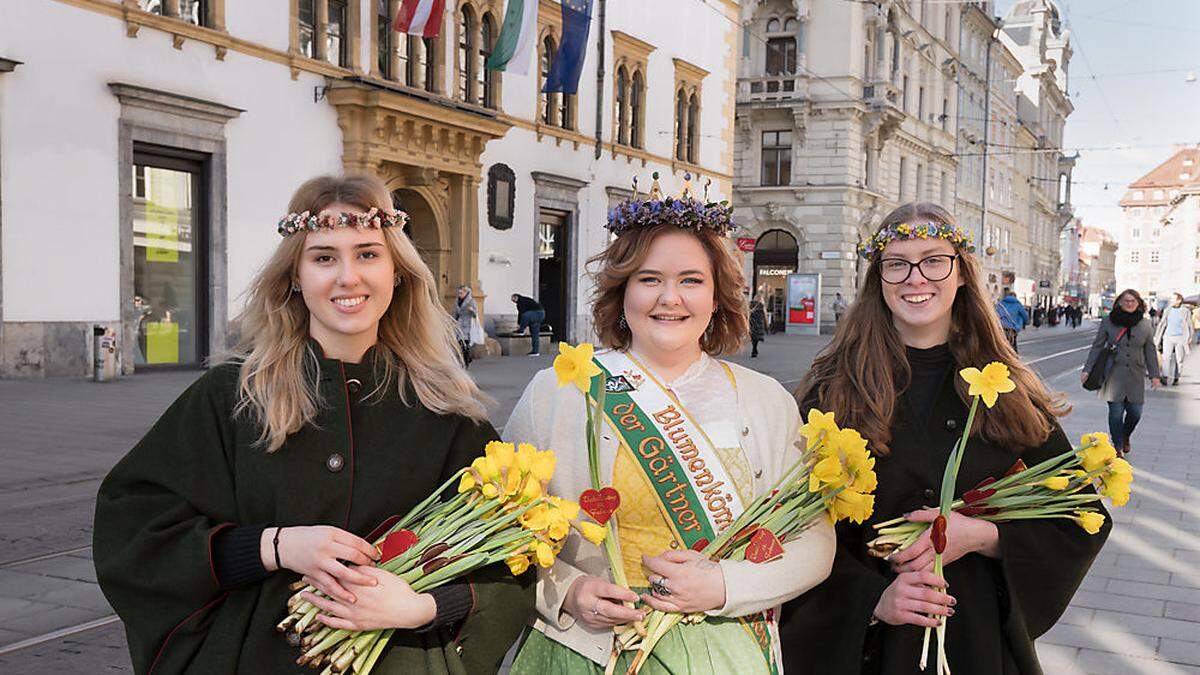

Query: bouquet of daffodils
614 409 879 675
867 431 1127 558
871 362 1124 675
277 441 607 675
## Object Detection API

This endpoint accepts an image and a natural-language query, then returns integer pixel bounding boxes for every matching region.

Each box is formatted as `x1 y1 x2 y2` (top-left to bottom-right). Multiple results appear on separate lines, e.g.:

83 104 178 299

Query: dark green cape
781 366 1110 675
95 352 533 674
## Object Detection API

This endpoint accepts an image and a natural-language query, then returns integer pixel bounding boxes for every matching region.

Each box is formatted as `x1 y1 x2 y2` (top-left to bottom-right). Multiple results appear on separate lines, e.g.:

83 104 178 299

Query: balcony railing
739 75 807 103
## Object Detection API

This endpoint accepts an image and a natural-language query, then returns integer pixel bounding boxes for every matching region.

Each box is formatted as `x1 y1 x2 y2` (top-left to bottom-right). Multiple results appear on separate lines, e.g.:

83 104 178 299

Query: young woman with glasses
779 202 1109 675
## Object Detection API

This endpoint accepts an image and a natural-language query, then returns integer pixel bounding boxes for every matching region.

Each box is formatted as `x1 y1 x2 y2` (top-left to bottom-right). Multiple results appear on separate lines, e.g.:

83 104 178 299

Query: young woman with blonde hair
505 177 835 674
780 202 1109 674
94 175 532 674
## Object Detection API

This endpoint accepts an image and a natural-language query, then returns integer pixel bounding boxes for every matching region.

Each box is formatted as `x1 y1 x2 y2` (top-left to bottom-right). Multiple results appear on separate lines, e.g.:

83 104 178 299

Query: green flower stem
394 471 468 531
357 629 393 675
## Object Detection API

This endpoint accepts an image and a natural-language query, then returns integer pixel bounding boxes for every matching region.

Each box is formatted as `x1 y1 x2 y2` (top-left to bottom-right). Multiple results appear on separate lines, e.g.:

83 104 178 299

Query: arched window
630 70 644 149
459 6 476 102
541 36 557 125
559 79 573 130
784 17 797 32
766 17 781 32
675 89 687 161
687 93 700 163
616 65 629 145
480 13 496 108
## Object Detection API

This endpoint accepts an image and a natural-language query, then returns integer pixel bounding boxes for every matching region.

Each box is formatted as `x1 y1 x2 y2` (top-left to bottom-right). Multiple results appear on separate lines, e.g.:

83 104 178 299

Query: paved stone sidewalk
1036 349 1200 674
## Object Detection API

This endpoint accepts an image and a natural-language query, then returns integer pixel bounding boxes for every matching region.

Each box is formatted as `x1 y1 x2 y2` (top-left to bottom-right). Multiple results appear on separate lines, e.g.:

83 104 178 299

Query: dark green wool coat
94 351 534 674
781 365 1110 675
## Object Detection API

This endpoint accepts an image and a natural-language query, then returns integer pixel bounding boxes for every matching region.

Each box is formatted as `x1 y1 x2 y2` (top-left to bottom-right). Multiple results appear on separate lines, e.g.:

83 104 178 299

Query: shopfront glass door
131 155 206 367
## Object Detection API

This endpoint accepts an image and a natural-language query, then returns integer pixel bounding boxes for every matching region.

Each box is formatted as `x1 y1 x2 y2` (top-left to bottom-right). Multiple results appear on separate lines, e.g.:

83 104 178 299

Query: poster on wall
786 273 821 335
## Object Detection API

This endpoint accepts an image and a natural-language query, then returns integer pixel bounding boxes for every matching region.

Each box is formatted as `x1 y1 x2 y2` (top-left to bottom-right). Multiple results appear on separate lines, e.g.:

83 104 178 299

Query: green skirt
510 616 774 675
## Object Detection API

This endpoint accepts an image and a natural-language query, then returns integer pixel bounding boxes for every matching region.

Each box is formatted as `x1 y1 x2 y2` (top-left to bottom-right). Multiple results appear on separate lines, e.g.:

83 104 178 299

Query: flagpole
593 0 606 160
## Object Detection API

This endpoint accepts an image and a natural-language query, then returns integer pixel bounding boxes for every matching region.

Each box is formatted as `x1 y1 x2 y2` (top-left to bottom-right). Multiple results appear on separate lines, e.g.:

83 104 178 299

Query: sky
995 0 1200 235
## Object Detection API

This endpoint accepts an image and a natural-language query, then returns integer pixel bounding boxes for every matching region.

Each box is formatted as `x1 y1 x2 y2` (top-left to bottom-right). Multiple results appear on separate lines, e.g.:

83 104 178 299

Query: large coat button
945 418 958 431
922 488 936 502
346 378 362 394
327 453 345 473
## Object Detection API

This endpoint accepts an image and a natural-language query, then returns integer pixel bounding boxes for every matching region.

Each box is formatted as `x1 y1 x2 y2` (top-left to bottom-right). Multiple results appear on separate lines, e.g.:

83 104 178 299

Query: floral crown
857 221 975 260
277 207 408 237
605 172 737 238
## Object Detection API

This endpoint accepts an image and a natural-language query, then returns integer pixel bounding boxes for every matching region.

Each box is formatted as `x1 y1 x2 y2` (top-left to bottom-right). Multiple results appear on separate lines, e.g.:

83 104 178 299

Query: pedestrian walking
832 292 848 325
1193 302 1200 346
1082 288 1163 456
1155 292 1194 385
454 284 477 368
92 175 531 674
783 202 1106 675
505 175 834 674
511 293 546 356
749 293 768 357
996 287 1029 353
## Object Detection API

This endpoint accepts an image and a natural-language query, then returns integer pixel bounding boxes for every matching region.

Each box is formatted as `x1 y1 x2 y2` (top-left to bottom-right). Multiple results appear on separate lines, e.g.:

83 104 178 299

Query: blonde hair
223 175 489 452
589 224 749 355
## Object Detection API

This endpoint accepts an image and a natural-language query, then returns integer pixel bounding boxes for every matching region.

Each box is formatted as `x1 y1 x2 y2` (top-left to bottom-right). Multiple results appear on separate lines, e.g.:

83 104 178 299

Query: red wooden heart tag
931 515 948 554
377 529 419 563
579 487 621 525
1004 459 1028 477
745 528 785 564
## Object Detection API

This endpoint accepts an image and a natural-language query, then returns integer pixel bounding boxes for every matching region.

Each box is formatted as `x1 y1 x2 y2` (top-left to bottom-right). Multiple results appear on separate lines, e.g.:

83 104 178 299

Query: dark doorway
753 229 799 334
537 208 570 342
131 147 208 369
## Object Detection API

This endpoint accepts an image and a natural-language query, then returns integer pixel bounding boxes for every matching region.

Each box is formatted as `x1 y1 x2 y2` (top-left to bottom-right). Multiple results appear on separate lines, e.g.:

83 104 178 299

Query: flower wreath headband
857 221 976 260
605 171 737 238
277 207 409 237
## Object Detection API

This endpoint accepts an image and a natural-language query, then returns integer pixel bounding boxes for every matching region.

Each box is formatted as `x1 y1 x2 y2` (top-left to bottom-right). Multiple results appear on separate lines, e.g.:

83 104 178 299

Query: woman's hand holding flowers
300 567 436 631
889 508 1000 573
565 575 645 629
638 550 727 614
873 571 955 628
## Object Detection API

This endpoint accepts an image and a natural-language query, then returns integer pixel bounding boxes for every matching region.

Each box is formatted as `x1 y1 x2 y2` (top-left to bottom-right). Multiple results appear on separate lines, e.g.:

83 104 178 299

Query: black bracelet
273 526 284 571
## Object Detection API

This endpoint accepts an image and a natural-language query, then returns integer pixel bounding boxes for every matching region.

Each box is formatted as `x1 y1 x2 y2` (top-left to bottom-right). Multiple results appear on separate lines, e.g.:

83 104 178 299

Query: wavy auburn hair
221 175 489 452
796 202 1069 456
590 224 749 355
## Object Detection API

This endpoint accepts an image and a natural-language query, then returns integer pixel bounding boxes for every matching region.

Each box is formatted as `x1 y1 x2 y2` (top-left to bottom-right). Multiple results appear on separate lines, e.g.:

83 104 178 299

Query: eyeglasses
879 254 959 284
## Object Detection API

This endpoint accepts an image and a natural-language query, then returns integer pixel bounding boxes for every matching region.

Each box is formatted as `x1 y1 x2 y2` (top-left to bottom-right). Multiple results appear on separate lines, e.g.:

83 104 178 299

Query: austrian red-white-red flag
393 0 446 37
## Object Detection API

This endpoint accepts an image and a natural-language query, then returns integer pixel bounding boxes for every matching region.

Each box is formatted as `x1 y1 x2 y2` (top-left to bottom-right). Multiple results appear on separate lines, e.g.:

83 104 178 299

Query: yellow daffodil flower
553 342 603 393
520 477 543 503
830 489 875 524
1074 510 1106 535
1100 457 1133 506
470 456 500 482
535 541 556 567
800 409 839 449
546 512 570 540
959 362 1016 408
809 455 849 492
530 449 557 483
520 504 551 531
481 483 499 499
1103 481 1131 507
1041 476 1070 491
484 441 516 470
573 520 608 545
506 554 531 576
550 496 581 521
457 472 476 494
1078 433 1118 472
516 443 538 473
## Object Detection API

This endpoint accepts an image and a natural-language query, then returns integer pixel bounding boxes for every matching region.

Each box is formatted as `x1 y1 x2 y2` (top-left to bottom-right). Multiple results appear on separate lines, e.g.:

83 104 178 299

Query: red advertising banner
736 237 756 252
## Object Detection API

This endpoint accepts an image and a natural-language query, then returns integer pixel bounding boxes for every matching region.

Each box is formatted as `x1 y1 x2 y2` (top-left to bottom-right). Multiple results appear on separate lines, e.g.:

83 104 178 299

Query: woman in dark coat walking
1082 288 1162 455
94 175 532 674
749 293 767 357
780 203 1109 675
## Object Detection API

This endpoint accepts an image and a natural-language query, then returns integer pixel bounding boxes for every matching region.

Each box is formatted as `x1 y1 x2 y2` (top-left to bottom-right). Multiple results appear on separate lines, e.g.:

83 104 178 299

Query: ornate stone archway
328 80 512 308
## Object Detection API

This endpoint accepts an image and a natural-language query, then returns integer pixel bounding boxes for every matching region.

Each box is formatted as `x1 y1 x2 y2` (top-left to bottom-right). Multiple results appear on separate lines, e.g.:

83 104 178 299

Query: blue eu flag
542 0 593 94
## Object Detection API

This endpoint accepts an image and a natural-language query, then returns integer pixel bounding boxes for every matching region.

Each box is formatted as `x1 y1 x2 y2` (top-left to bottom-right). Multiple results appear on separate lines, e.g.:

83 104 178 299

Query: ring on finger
650 575 672 597
591 599 601 616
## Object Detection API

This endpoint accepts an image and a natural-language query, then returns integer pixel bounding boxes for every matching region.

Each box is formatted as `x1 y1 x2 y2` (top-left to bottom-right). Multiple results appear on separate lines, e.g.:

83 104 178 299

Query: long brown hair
796 202 1068 455
223 175 489 452
590 224 748 355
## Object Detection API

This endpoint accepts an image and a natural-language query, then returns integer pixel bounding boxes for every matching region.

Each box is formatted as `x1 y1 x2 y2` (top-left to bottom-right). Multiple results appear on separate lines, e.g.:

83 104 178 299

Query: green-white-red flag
486 0 539 74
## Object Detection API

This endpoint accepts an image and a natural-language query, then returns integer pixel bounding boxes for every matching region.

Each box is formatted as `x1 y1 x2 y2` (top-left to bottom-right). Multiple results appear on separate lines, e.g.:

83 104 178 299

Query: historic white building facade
1115 145 1200 304
0 0 737 376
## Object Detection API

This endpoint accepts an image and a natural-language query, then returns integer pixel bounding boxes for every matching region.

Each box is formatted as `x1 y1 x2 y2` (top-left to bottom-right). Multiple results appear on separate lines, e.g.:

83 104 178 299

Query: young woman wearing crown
779 202 1109 674
93 175 533 674
504 175 836 674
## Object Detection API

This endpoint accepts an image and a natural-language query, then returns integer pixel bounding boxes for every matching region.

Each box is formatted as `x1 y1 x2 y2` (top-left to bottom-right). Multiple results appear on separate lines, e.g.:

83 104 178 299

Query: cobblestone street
1 324 1196 673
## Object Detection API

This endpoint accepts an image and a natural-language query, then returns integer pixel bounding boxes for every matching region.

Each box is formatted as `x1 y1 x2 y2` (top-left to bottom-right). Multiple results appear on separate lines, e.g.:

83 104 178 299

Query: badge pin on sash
605 374 638 393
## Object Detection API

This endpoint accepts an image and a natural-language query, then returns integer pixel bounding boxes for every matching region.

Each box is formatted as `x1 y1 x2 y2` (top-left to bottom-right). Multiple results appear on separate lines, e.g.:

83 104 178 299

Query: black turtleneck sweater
904 343 952 422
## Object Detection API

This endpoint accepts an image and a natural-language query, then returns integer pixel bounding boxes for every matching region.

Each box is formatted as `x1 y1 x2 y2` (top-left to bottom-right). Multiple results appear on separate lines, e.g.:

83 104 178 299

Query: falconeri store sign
327 80 512 307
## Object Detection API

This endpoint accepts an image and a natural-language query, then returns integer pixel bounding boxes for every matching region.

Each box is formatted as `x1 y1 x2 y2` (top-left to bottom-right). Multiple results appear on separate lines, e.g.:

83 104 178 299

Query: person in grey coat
453 285 477 367
1081 288 1162 455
